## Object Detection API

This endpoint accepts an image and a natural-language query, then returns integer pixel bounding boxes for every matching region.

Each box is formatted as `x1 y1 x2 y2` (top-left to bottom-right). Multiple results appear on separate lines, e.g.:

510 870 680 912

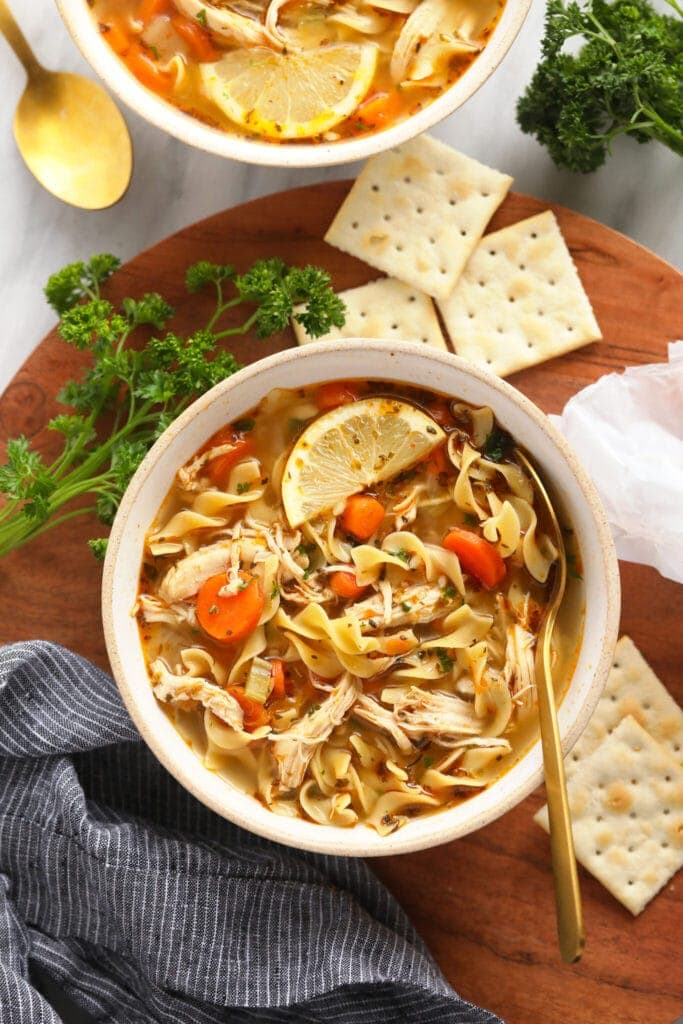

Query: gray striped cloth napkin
0 641 503 1024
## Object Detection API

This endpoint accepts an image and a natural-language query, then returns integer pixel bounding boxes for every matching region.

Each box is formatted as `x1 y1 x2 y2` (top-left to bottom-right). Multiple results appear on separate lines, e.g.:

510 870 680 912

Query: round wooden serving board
1 183 682 1024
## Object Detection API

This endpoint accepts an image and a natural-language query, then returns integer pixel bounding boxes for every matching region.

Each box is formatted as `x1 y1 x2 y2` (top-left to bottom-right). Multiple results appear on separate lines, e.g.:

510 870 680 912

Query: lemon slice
199 44 378 141
282 397 446 527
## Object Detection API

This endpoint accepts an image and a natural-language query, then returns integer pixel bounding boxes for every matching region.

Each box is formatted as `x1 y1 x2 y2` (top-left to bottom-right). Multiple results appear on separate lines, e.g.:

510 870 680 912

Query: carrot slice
171 14 220 61
340 494 385 540
268 659 287 701
100 18 133 56
316 381 360 411
330 571 368 600
442 528 506 589
383 634 413 656
138 0 172 21
125 42 174 95
201 425 255 489
196 572 264 644
228 687 271 731
355 90 404 130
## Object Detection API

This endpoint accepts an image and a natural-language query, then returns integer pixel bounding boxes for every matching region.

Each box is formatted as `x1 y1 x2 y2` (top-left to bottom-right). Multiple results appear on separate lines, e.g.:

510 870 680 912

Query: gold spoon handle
0 0 42 78
537 638 585 963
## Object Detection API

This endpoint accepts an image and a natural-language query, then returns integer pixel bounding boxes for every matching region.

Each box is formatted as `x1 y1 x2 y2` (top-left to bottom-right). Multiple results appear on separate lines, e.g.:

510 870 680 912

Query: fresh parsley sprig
0 254 345 561
517 0 683 172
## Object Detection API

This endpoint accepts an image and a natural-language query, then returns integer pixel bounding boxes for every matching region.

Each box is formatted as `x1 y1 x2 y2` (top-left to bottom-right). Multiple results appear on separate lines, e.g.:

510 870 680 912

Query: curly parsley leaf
1 251 345 560
517 0 683 172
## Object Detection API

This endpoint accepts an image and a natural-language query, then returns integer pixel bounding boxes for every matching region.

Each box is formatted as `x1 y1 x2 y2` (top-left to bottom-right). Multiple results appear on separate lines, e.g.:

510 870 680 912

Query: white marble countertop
1 1 681 395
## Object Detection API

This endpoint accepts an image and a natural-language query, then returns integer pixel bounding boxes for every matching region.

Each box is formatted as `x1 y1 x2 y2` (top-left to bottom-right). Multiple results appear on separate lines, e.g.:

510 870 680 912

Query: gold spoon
0 0 132 209
515 448 584 964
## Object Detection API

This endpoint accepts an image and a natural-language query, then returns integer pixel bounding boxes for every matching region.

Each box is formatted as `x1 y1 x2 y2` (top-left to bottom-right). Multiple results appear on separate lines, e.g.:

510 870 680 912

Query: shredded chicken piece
137 594 197 627
177 442 237 491
352 582 457 632
151 658 245 731
271 673 360 789
503 624 536 709
354 694 414 753
391 686 483 745
173 0 282 47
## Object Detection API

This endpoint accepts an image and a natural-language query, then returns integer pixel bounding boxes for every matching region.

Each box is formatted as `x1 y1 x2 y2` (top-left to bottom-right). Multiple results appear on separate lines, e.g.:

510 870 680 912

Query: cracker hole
572 754 579 761
531 232 538 239
662 842 669 848
371 184 379 192
610 695 617 702
467 312 474 319
630 779 637 785
537 310 544 316
549 279 556 286
486 358 492 365
478 281 486 288
417 207 424 214
508 296 515 303
497 327 503 334
598 782 605 789
595 850 602 856
383 214 392 222
429 237 435 244
567 326 574 332
422 337 428 343
663 808 671 815
629 811 637 818
395 244 404 252
643 703 651 710
627 880 634 886
596 815 603 821
675 744 681 751
359 311 366 318
519 263 525 271
665 775 672 782
352 221 359 229
436 168 445 176
449 198 457 206
391 324 398 331
404 176 413 184
408 295 416 302
481 191 490 197
460 229 467 237
527 342 533 349
489 250 497 256
628 845 634 852
440 268 447 275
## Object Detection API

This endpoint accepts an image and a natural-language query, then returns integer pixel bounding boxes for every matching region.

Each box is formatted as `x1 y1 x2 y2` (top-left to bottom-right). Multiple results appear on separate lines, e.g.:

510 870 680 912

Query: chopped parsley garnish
236 481 251 494
389 548 411 564
435 648 454 674
208 604 219 616
401 601 412 613
423 757 434 769
233 417 255 432
463 512 479 527
482 427 514 463
442 584 457 600
196 7 208 26
270 581 281 600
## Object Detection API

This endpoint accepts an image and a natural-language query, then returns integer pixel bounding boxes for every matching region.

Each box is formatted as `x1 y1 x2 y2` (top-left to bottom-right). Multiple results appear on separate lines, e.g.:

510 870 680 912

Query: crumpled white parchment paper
550 341 683 584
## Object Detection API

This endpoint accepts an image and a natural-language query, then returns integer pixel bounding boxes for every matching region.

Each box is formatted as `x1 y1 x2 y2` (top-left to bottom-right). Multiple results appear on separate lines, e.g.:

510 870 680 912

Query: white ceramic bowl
103 340 620 856
56 0 530 168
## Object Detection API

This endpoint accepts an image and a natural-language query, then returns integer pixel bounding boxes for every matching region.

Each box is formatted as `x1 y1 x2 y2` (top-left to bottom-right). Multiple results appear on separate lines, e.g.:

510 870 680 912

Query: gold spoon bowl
1 0 132 210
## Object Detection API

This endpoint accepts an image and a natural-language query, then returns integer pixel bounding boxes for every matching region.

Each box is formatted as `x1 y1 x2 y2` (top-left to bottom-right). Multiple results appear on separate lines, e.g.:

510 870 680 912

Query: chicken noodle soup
138 380 583 835
90 0 505 143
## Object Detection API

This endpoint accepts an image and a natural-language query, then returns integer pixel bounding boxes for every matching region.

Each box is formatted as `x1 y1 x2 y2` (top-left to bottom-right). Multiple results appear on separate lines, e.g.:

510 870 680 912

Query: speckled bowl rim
103 339 621 856
55 0 531 168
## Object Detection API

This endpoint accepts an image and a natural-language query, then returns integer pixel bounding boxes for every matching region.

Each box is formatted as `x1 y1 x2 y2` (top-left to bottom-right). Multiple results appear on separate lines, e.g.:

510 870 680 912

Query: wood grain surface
1 182 682 1024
